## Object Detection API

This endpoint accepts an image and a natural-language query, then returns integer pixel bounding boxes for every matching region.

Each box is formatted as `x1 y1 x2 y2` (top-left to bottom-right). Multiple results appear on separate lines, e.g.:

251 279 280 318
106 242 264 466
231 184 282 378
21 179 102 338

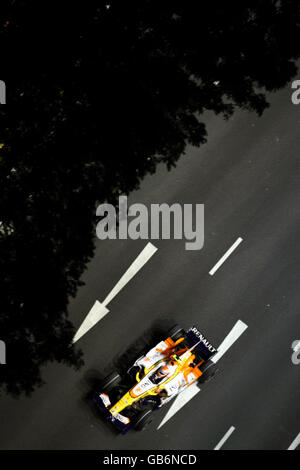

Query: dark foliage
0 0 299 395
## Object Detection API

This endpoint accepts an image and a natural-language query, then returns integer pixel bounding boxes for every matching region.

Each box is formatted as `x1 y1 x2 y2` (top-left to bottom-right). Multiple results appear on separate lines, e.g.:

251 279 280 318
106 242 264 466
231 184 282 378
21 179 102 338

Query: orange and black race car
94 325 218 433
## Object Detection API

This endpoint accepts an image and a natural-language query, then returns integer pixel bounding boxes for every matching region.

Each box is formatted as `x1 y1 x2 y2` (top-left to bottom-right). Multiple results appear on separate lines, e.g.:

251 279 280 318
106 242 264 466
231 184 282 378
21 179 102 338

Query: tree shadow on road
1 0 300 396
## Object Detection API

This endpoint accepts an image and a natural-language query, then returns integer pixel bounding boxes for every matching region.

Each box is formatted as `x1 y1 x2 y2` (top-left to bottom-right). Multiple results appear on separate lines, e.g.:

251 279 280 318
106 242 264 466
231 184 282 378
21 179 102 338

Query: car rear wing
186 326 217 360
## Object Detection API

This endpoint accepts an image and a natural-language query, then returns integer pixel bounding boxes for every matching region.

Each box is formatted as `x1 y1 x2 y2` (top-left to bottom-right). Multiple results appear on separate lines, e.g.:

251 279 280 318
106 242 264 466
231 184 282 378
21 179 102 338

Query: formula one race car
94 325 218 433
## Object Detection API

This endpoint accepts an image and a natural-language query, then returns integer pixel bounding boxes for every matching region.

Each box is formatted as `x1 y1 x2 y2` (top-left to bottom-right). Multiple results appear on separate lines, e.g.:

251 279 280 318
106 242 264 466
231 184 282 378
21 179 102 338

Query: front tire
101 371 122 392
168 325 185 342
134 409 153 431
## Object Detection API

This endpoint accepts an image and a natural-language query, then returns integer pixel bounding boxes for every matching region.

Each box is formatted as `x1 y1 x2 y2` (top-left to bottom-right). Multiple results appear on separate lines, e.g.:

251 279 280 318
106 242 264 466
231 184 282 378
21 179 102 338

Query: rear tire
198 362 219 384
101 371 122 392
168 325 185 342
134 409 153 431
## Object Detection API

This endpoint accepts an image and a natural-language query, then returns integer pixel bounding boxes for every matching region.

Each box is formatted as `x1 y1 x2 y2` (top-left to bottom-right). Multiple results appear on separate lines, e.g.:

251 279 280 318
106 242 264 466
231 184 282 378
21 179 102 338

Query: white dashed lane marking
214 426 236 450
209 237 243 276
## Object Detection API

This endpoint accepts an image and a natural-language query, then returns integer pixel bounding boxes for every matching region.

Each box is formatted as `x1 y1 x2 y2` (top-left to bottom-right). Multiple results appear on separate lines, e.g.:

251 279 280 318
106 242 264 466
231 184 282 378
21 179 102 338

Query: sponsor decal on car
188 326 217 353
115 413 130 425
99 393 111 408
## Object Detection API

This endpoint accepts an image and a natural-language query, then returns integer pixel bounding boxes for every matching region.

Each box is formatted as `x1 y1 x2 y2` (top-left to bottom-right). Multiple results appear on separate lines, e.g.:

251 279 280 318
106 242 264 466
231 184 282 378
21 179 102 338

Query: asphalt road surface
0 80 300 450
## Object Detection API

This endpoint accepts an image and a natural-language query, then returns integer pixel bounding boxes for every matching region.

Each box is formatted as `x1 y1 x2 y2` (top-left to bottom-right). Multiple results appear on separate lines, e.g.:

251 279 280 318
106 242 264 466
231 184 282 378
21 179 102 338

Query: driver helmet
156 365 170 379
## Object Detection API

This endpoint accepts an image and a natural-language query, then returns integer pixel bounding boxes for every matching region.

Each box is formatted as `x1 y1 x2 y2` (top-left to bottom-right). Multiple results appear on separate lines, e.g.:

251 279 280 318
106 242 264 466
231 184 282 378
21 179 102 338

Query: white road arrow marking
287 432 300 450
214 426 235 450
157 319 248 429
101 242 157 307
73 301 109 343
73 242 157 343
157 383 200 430
209 237 243 276
211 320 248 364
